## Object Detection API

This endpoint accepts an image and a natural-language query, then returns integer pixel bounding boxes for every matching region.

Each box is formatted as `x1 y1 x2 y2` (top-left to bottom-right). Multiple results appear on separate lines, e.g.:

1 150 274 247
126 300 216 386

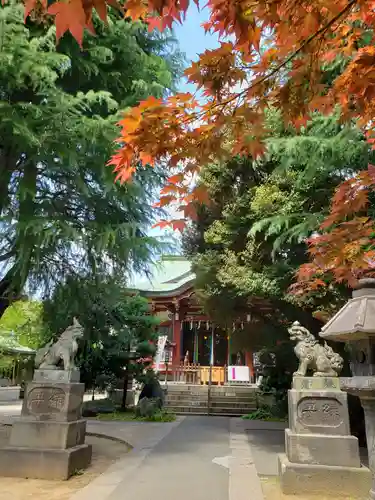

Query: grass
95 410 176 423
242 407 287 422
83 397 176 423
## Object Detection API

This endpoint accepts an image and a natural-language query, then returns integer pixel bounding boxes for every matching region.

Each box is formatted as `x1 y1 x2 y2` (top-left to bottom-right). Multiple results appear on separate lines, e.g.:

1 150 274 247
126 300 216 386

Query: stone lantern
320 278 375 500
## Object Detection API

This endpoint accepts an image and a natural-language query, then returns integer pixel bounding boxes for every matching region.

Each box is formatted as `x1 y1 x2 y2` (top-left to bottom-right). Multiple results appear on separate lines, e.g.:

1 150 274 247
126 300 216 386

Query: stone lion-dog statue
289 321 343 377
35 317 84 371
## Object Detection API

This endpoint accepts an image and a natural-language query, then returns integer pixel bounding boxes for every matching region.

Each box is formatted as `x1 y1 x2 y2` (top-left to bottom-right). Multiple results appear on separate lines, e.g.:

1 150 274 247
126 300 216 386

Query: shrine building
129 255 257 384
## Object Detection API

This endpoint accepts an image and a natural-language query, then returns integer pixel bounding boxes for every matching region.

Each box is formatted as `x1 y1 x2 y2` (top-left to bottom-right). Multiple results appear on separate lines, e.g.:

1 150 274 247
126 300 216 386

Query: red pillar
173 318 182 365
245 351 254 382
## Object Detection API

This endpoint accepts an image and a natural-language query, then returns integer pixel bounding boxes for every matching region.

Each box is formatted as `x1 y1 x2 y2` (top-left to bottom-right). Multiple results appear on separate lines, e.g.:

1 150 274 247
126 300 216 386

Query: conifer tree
0 1 182 316
183 112 372 335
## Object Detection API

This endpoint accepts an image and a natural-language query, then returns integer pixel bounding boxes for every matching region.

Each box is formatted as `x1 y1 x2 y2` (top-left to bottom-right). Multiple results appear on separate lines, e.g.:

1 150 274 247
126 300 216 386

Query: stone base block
0 444 92 480
10 418 86 449
288 388 350 436
285 428 361 467
22 381 85 422
278 453 371 497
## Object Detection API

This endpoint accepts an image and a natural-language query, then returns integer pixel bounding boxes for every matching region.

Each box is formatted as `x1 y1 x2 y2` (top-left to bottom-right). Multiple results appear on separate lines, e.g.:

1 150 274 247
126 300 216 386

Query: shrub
242 405 287 422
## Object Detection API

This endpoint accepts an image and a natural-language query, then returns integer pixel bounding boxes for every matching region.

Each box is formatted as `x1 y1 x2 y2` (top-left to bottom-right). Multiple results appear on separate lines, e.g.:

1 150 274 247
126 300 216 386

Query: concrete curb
229 418 264 500
85 432 133 449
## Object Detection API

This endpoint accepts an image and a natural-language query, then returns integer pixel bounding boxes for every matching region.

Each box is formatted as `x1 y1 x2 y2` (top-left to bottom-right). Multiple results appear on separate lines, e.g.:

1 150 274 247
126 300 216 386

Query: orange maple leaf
139 151 155 166
24 0 38 19
48 0 87 45
171 219 186 232
153 195 175 208
167 173 185 184
147 16 165 32
124 0 148 20
152 220 170 230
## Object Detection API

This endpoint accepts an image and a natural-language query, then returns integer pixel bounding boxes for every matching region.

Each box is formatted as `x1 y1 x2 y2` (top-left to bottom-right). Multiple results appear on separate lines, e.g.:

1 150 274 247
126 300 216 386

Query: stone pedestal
278 377 371 496
0 371 92 480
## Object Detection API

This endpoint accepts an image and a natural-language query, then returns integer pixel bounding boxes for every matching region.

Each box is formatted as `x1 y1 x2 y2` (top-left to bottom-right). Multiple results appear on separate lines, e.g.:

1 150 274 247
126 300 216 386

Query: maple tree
21 1 375 183
19 0 375 287
293 168 375 294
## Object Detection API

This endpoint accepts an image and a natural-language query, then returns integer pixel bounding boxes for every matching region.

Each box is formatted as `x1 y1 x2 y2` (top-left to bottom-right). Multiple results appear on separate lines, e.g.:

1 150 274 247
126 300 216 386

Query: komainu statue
35 318 83 371
289 321 343 377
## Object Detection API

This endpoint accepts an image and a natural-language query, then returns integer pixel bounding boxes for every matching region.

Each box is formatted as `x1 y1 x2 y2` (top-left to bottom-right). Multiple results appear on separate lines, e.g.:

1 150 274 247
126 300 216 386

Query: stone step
166 401 208 408
165 399 257 411
166 405 252 416
211 395 258 401
165 401 256 409
166 386 257 391
166 386 257 393
166 397 257 405
166 393 257 400
209 406 254 414
166 391 257 398
166 393 208 399
165 397 207 402
166 395 257 401
210 401 256 409
166 406 208 414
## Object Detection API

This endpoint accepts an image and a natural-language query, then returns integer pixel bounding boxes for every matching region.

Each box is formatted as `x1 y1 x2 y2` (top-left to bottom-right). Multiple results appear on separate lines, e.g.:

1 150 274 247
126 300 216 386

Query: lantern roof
320 279 375 342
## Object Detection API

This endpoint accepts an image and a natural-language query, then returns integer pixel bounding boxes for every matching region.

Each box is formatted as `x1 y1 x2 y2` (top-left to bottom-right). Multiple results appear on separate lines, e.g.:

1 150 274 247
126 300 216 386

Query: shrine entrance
182 322 228 366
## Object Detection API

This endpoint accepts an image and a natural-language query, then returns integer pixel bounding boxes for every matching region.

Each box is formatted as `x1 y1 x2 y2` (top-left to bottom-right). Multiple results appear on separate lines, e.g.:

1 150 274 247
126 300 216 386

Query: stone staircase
164 384 258 416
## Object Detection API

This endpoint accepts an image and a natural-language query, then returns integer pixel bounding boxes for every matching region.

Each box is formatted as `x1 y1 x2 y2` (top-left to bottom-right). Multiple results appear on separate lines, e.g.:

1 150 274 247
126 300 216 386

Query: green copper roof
129 255 195 296
0 335 35 355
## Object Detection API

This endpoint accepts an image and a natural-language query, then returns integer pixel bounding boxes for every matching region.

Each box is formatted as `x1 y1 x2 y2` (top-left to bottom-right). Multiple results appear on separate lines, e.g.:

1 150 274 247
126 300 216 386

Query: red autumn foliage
19 0 375 285
291 168 375 292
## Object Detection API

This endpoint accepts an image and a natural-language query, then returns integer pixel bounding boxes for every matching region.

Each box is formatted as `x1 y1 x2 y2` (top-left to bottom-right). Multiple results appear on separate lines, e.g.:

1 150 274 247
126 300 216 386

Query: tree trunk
0 297 10 320
0 273 22 320
0 160 37 320
121 362 129 412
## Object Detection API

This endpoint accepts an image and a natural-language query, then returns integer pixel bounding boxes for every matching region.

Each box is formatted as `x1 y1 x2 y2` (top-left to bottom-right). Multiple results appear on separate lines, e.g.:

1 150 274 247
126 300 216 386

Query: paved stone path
0 398 266 500
110 416 230 500
245 421 287 476
71 416 264 500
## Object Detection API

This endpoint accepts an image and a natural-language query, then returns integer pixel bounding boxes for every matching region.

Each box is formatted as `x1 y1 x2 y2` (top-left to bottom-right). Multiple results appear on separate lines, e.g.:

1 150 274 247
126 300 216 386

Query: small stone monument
0 318 92 480
278 321 371 497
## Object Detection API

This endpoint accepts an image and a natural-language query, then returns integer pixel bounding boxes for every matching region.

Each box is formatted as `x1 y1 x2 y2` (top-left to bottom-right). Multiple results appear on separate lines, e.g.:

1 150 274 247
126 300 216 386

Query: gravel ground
0 425 130 500
260 476 366 500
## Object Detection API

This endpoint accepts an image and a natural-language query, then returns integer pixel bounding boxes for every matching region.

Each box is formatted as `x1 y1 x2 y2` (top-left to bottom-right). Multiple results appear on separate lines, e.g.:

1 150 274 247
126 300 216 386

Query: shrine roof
0 334 36 355
128 255 195 297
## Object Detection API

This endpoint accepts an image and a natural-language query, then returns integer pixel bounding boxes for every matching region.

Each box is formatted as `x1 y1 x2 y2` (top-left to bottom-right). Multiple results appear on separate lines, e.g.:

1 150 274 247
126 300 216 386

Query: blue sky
148 4 220 245
174 4 220 93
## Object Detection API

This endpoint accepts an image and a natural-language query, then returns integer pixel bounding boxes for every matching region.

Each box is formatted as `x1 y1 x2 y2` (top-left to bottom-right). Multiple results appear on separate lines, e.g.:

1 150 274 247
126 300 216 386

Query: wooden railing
172 363 226 385
173 363 201 384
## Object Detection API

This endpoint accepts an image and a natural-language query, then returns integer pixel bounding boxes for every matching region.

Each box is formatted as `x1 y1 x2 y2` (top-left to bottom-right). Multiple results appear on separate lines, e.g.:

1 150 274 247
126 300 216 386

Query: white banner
154 335 168 372
227 365 250 382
